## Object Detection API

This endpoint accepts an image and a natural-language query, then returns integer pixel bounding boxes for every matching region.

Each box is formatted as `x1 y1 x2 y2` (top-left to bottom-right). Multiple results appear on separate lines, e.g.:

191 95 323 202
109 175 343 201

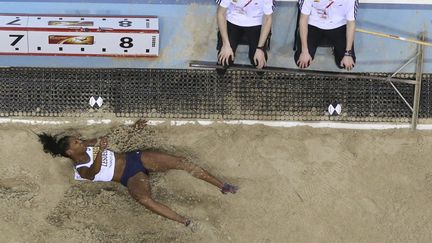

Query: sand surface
1 121 432 242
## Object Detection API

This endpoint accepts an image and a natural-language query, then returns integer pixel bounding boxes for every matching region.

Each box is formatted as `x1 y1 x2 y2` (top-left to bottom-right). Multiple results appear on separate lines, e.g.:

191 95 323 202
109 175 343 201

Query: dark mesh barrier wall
0 67 431 122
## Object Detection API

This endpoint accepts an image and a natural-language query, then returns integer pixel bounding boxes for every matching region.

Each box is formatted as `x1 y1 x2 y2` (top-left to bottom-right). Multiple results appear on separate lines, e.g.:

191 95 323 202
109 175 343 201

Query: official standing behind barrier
216 0 275 74
294 0 359 70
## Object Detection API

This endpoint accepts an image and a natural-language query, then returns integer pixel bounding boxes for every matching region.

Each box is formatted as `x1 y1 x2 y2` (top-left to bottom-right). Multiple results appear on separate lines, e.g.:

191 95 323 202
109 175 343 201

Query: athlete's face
68 136 86 153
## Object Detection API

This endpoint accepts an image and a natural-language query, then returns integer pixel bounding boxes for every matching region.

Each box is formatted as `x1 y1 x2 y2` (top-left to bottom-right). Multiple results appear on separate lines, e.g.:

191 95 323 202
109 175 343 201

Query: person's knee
175 156 187 164
166 156 191 171
177 157 194 170
179 159 205 176
187 164 205 177
137 195 155 207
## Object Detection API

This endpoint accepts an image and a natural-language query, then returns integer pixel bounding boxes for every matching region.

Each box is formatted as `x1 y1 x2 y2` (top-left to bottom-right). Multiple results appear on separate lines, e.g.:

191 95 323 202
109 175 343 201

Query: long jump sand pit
1 120 432 242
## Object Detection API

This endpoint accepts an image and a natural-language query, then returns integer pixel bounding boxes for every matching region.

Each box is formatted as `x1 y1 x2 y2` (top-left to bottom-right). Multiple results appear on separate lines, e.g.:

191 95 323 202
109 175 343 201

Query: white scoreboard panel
27 16 159 31
0 14 159 57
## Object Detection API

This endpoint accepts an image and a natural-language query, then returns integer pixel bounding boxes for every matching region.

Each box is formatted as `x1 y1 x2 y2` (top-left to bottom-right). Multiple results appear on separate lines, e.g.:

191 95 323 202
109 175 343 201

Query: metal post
386 53 419 112
411 32 425 130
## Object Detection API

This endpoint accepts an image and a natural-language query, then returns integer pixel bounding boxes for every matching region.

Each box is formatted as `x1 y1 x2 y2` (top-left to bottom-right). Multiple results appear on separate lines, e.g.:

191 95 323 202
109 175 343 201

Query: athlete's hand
99 137 108 149
218 44 234 66
341 56 355 71
297 51 312 69
134 119 148 130
254 49 266 69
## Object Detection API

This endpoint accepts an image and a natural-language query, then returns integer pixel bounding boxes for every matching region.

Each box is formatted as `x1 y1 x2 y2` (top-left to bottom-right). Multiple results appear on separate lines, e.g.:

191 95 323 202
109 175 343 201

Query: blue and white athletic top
74 147 116 182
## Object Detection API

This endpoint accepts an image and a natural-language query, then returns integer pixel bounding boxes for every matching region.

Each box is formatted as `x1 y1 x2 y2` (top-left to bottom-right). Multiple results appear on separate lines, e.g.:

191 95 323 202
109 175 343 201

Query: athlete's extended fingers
220 54 226 66
218 51 228 65
296 60 302 68
223 55 229 66
219 53 227 65
256 57 264 69
254 55 259 66
342 61 351 71
217 53 223 64
299 60 305 69
229 53 234 63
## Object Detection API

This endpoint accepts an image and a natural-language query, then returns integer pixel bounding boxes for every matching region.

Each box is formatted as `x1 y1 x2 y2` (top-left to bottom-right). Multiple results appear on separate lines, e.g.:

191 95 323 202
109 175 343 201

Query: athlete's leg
141 151 237 193
127 172 190 225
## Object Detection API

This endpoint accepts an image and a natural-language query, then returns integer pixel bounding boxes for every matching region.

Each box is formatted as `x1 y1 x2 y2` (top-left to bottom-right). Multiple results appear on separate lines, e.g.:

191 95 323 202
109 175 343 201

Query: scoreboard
0 14 159 57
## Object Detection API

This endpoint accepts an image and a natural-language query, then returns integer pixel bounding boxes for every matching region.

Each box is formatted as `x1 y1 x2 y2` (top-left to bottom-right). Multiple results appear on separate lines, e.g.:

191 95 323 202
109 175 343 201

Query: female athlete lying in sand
37 120 237 226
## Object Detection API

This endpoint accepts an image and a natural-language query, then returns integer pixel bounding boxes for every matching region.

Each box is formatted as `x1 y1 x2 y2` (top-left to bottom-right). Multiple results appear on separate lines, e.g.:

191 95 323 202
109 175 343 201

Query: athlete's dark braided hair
38 133 71 158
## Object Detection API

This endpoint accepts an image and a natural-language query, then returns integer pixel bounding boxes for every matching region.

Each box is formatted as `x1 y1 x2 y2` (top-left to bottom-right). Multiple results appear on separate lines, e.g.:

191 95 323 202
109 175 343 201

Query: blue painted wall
0 0 431 73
